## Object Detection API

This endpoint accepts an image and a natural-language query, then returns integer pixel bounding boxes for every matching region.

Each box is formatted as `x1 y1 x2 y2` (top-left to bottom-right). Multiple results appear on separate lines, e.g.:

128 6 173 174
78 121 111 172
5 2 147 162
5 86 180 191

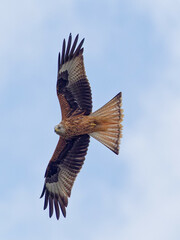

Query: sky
0 0 180 239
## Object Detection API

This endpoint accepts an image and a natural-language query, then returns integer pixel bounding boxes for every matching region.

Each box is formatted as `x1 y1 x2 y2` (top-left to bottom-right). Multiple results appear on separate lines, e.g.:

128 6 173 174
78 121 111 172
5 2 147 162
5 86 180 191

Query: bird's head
54 123 66 136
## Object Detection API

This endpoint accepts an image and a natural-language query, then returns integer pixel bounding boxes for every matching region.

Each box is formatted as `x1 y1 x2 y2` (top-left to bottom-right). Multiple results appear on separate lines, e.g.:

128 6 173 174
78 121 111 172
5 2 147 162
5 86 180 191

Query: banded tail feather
90 92 123 154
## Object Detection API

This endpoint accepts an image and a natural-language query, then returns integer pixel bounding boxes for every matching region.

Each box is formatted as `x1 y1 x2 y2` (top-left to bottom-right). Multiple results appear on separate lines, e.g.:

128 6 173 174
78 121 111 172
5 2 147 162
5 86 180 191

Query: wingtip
49 195 54 218
54 197 60 220
80 38 85 47
40 185 46 198
58 52 60 72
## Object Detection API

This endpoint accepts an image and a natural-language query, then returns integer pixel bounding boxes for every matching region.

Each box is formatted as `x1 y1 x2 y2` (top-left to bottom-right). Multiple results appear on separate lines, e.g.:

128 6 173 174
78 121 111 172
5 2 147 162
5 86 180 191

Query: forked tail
89 92 123 154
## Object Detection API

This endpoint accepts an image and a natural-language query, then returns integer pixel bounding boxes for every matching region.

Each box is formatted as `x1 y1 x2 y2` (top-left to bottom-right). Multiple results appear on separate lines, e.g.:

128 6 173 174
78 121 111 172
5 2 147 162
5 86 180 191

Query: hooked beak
54 125 58 133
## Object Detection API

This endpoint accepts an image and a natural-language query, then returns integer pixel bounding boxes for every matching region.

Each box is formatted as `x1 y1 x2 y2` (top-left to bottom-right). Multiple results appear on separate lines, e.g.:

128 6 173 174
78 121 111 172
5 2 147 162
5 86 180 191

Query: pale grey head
54 123 66 136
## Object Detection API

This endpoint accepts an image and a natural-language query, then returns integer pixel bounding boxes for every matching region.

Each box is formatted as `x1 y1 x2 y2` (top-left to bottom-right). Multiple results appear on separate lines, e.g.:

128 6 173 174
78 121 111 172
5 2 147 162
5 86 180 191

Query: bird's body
40 34 123 219
55 114 97 139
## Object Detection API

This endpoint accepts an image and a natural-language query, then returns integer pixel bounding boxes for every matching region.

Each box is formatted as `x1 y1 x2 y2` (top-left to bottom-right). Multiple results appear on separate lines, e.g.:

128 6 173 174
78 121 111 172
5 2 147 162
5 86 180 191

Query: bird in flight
40 33 123 219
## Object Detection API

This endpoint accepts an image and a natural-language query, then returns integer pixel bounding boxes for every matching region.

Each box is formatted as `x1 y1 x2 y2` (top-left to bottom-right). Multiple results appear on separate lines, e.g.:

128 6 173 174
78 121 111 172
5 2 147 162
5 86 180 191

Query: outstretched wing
40 135 90 219
57 34 92 119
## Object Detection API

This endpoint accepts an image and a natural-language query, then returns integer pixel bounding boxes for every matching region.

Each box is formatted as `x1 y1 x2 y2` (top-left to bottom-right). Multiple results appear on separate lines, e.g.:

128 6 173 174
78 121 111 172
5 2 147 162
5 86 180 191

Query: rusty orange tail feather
89 92 123 154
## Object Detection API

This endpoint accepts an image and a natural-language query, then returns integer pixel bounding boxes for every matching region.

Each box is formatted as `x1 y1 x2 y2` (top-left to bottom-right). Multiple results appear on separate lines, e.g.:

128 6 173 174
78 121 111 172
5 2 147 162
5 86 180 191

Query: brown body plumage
40 34 123 220
56 114 97 139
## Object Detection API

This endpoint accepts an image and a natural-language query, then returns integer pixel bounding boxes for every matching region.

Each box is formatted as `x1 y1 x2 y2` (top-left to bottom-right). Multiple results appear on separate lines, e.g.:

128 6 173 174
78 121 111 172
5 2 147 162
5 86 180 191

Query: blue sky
0 0 180 239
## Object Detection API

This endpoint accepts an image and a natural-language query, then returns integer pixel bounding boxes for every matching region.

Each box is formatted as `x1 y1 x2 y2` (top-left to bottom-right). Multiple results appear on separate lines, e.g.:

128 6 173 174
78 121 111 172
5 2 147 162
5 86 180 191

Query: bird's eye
57 125 62 130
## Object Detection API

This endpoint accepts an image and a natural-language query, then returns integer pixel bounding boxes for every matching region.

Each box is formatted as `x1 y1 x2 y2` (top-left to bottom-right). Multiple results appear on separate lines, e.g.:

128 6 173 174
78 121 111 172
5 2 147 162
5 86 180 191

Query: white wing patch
59 55 86 85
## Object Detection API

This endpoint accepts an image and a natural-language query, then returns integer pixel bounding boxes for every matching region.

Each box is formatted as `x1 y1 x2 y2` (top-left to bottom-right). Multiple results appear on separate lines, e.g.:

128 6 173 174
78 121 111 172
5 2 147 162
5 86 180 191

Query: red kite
40 34 123 219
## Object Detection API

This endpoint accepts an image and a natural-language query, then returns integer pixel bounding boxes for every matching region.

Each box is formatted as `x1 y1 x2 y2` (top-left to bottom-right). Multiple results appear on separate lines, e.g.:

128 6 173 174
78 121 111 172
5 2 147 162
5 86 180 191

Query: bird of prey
40 33 123 219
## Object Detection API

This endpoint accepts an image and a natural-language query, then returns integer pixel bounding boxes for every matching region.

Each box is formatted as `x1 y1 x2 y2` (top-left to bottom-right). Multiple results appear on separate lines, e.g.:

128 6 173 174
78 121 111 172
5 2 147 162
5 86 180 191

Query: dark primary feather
73 38 85 58
54 197 60 219
49 195 53 218
58 52 60 75
58 33 85 70
40 135 90 219
69 34 79 60
61 39 66 65
65 34 72 61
